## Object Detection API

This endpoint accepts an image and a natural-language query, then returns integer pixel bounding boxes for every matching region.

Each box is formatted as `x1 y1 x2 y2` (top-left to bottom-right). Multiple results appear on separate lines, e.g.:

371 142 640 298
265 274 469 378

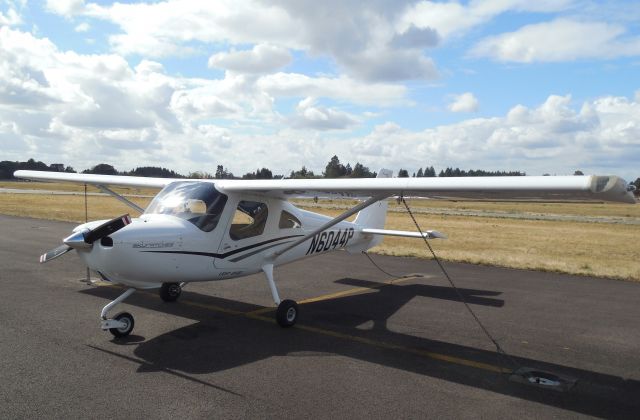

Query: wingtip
590 176 637 204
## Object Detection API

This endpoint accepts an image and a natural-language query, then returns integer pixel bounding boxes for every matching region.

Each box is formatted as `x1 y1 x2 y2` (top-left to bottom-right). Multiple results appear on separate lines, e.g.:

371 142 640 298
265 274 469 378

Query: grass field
1 181 639 281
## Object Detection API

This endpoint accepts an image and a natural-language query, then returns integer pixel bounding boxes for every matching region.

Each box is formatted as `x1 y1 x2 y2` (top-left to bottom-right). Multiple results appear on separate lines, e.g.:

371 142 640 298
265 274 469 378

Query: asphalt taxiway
1 214 639 418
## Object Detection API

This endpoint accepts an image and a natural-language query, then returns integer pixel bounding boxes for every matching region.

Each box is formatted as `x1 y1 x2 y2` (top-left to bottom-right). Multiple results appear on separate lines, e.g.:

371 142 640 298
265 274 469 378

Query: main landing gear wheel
276 299 298 328
160 282 182 302
109 312 134 338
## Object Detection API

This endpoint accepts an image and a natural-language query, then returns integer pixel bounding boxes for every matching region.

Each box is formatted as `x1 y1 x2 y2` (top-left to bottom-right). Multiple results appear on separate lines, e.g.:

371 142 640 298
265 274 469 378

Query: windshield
145 181 228 232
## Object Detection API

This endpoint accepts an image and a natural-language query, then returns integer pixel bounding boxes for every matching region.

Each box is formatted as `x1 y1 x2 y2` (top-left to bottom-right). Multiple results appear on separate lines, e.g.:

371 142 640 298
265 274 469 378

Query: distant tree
24 158 49 171
350 162 375 178
83 163 119 175
439 168 450 177
574 170 584 176
324 155 348 178
188 171 214 179
438 167 524 177
1 159 76 179
256 168 273 179
398 169 409 178
129 166 183 178
344 163 352 177
416 167 424 177
289 166 317 179
242 168 273 179
64 166 76 173
424 166 436 177
633 178 640 197
0 161 16 179
214 165 234 179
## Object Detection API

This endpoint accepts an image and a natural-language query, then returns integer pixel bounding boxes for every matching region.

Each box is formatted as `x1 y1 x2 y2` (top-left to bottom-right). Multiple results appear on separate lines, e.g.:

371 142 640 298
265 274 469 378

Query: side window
230 201 268 240
279 210 302 229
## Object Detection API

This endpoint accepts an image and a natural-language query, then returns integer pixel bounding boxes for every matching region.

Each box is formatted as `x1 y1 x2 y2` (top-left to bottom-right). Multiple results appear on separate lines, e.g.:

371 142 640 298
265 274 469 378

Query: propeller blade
83 214 132 244
40 244 72 263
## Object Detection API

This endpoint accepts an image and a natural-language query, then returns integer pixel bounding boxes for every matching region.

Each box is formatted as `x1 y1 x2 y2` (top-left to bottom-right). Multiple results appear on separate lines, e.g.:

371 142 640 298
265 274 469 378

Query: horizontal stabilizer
361 228 447 239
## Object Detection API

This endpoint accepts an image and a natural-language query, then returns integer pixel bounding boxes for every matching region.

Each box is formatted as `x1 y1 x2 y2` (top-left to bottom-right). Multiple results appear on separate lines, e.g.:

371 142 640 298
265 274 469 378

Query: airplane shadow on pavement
81 278 640 418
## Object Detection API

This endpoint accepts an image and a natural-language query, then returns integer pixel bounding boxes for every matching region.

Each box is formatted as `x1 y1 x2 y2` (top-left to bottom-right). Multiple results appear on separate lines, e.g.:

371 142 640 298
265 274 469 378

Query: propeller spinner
39 214 131 263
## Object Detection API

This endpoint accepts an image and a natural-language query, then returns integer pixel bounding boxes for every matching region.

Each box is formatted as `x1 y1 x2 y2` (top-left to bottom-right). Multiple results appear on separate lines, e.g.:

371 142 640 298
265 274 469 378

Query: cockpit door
214 198 272 269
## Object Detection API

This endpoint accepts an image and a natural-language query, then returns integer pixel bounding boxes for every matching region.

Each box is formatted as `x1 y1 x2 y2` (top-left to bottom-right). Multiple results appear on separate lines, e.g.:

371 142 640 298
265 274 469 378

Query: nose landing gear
100 288 136 338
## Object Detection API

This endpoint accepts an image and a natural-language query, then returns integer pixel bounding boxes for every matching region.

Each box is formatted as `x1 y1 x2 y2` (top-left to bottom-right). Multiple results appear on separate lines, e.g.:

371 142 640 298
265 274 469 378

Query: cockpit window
144 182 228 232
230 200 268 240
279 210 301 229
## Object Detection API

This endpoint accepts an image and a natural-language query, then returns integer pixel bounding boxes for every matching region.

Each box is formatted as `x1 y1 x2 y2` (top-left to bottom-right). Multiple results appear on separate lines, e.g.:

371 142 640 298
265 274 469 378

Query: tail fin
351 169 392 251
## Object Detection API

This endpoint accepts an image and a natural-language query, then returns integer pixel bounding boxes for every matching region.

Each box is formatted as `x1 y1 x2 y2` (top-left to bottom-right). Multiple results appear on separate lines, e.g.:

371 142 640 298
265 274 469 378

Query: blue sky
1 1 639 179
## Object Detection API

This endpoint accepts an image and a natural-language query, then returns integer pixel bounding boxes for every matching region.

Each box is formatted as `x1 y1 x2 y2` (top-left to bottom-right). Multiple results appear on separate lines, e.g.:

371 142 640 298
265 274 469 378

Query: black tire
160 282 181 302
276 299 298 328
109 312 134 337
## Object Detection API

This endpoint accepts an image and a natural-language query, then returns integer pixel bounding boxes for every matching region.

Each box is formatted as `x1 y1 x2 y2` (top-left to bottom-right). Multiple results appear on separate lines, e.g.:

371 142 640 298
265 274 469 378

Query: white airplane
14 169 636 338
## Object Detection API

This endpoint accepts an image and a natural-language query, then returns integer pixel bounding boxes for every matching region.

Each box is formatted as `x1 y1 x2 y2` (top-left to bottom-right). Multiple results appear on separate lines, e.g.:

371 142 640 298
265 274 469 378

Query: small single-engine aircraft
14 169 636 338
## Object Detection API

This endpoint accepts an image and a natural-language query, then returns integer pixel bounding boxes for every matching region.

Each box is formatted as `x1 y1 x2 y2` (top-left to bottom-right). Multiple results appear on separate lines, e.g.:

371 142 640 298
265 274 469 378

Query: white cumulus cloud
347 93 640 179
45 0 85 18
1 23 639 180
448 92 479 113
53 0 440 82
0 7 21 26
398 0 573 40
208 44 292 74
288 97 358 131
470 19 640 62
257 73 407 106
74 22 90 32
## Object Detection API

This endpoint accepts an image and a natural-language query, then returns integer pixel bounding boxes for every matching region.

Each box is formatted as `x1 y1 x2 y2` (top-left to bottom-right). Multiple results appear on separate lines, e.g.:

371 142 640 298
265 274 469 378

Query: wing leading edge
13 170 636 203
217 175 636 203
14 170 173 189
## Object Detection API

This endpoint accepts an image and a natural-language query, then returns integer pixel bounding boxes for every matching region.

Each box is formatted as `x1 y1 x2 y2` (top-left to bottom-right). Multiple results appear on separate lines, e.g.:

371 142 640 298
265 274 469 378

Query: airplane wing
13 170 636 203
216 175 636 203
14 170 173 189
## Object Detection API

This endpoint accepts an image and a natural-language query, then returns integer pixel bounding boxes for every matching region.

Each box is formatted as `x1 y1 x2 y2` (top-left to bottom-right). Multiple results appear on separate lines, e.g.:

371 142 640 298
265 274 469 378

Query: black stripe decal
228 240 294 262
142 234 304 260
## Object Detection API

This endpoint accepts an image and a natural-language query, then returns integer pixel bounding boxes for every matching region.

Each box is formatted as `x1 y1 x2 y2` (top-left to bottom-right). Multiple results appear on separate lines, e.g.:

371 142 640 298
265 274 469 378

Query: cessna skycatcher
14 169 636 338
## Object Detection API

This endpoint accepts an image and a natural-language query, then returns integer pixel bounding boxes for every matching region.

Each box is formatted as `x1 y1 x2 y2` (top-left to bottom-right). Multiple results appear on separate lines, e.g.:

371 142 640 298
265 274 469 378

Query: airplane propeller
39 214 131 263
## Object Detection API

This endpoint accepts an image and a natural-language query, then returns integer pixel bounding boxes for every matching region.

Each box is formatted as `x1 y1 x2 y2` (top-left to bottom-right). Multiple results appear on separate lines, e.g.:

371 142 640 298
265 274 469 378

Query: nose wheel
100 288 136 338
108 312 135 337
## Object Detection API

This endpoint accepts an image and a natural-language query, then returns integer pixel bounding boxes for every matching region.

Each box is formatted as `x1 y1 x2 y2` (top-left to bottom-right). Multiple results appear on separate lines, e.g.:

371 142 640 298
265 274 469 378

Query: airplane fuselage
75 191 373 289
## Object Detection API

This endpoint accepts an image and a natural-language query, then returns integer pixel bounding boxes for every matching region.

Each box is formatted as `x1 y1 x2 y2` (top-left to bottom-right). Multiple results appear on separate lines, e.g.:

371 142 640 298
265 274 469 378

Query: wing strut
96 184 145 213
269 194 389 260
